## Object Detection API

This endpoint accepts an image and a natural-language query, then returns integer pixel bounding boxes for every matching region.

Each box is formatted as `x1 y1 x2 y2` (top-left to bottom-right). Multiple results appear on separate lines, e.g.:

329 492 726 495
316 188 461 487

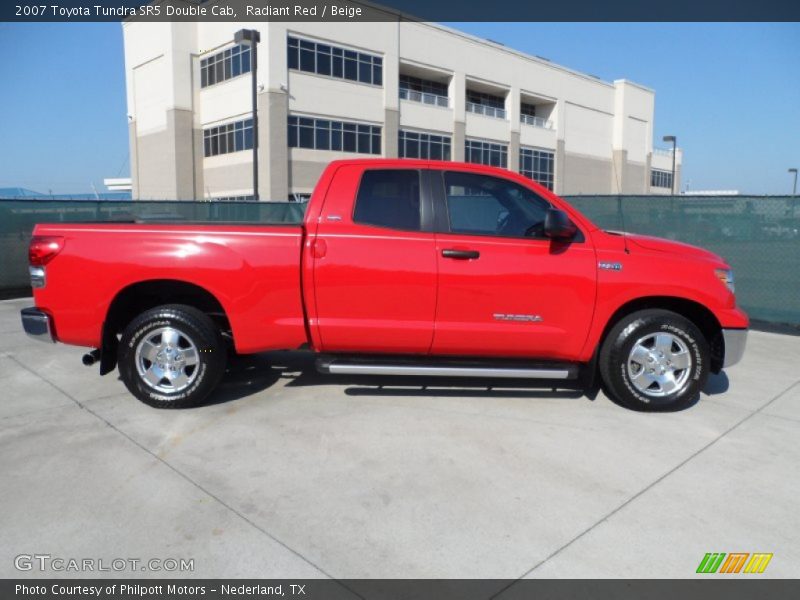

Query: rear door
431 168 597 360
311 165 438 354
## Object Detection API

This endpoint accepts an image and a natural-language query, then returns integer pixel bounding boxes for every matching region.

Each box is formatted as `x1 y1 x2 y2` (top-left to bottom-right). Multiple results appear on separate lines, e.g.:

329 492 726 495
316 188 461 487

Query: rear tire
118 304 226 409
599 309 709 411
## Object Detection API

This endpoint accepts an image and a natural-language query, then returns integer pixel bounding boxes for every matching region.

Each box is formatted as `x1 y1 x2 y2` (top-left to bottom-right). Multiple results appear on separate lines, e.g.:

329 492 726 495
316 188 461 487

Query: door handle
442 249 480 260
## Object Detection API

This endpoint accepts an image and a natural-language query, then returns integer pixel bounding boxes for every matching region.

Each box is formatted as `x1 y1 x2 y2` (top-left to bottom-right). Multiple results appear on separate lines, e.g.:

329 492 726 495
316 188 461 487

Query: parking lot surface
1 297 798 581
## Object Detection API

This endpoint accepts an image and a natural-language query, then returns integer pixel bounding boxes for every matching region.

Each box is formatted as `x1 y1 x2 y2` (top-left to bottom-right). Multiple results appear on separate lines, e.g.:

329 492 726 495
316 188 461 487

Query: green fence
567 195 800 327
0 200 305 297
1 196 798 327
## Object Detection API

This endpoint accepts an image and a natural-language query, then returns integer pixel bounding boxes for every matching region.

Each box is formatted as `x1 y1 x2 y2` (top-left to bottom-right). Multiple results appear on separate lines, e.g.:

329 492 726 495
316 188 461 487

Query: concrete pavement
1 297 798 582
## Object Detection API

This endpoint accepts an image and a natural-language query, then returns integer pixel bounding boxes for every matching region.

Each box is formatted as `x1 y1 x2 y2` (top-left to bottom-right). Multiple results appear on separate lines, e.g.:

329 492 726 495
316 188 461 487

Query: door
311 166 438 354
431 169 597 360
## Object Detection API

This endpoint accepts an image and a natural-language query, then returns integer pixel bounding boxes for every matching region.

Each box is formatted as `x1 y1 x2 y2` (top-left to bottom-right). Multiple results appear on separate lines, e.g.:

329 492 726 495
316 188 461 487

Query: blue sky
0 23 129 195
0 21 798 195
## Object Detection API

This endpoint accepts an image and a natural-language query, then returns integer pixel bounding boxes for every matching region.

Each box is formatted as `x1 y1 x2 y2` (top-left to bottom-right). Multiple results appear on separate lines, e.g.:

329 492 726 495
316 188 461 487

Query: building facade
123 18 682 200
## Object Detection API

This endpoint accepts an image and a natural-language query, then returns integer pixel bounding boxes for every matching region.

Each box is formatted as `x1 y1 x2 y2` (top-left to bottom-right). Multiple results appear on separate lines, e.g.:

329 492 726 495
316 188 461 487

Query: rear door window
353 170 422 231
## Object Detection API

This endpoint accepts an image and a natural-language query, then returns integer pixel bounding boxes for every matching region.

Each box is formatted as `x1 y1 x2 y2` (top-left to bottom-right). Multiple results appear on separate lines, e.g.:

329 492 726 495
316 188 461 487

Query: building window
520 102 537 117
520 147 555 191
200 44 251 88
399 130 451 161
467 90 505 109
203 119 254 157
651 169 673 189
465 139 508 168
287 36 382 86
400 74 448 97
288 116 381 155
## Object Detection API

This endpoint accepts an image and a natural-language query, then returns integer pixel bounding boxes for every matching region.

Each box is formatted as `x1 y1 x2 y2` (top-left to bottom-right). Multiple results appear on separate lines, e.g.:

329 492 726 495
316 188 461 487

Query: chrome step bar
320 361 575 380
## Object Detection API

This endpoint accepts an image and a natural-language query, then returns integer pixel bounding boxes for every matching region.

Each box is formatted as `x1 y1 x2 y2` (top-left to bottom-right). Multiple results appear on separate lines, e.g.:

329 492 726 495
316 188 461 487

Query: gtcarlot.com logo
697 552 773 574
14 554 194 573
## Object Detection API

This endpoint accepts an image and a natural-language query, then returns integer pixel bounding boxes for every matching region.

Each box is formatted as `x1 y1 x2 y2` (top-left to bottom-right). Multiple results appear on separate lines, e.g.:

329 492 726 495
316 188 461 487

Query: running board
316 357 578 380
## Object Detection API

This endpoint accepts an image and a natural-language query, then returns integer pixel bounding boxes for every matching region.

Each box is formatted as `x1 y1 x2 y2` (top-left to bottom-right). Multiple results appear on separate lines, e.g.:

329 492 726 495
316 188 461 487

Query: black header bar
4 0 800 22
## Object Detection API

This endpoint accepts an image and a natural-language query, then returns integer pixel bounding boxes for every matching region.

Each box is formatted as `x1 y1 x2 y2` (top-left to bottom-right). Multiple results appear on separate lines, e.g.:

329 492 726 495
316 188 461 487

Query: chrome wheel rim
627 332 692 398
135 326 200 394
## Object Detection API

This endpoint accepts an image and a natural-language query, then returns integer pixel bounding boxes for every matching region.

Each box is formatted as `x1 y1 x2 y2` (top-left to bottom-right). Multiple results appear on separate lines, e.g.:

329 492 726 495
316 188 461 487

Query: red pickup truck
21 159 747 411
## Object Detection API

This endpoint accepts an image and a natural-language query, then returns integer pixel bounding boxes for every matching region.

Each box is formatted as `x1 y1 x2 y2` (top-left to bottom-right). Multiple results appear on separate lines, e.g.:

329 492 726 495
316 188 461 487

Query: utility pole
663 135 677 195
235 29 261 201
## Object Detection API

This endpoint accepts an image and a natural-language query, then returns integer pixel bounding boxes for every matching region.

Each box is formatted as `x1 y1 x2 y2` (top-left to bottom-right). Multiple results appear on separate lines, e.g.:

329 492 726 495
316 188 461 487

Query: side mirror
544 208 577 240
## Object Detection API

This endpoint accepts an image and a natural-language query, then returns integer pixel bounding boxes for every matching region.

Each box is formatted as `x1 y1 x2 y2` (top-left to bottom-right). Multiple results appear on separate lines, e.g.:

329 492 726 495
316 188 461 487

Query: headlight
715 268 735 294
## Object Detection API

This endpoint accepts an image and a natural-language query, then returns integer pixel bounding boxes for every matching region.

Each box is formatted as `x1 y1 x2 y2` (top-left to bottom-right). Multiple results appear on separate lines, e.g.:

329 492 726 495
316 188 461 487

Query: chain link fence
567 195 800 328
0 200 305 297
1 195 798 328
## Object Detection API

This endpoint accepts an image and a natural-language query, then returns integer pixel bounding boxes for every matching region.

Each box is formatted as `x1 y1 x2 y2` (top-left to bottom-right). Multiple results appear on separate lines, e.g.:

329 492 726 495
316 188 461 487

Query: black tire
118 304 226 408
599 309 709 411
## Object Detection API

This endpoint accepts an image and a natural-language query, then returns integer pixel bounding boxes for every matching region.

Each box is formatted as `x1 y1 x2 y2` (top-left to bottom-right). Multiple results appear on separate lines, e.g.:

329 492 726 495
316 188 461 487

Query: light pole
235 29 261 201
663 135 677 195
789 168 798 196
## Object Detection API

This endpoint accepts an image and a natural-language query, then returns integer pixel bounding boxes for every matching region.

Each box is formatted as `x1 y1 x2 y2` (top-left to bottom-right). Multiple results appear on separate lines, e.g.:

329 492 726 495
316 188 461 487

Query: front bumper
722 328 747 368
20 307 55 343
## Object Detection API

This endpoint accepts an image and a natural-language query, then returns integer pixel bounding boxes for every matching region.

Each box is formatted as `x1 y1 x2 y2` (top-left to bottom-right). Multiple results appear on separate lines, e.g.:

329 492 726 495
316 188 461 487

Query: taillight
29 236 65 266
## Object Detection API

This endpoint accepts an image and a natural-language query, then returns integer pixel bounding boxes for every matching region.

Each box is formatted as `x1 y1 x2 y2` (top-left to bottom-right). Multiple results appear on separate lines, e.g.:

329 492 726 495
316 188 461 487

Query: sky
0 21 798 195
0 23 129 195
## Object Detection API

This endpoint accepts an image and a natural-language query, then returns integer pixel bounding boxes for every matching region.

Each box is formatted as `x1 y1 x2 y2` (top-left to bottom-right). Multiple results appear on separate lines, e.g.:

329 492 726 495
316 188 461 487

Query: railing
653 147 675 157
521 114 554 130
466 101 507 120
399 88 449 108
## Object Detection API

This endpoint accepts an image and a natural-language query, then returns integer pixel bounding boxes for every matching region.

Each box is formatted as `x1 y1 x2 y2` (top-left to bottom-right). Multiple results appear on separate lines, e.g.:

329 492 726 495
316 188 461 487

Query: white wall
465 113 511 143
399 100 453 134
563 103 614 159
625 117 648 164
519 125 558 150
652 151 680 171
199 77 251 127
131 56 168 135
288 72 384 123
612 79 655 164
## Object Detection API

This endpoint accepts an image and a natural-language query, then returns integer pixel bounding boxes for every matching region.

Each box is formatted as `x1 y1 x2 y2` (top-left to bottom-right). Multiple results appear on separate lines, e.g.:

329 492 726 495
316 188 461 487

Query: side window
353 170 422 231
443 171 551 238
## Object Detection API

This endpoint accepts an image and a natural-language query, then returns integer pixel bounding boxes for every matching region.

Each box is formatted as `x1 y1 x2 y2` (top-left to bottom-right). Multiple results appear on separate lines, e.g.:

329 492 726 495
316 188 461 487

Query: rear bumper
20 307 55 343
722 328 747 368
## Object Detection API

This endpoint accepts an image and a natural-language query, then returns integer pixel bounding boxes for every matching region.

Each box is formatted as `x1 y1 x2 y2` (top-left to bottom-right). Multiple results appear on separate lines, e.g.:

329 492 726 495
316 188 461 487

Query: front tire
599 309 709 411
118 305 226 408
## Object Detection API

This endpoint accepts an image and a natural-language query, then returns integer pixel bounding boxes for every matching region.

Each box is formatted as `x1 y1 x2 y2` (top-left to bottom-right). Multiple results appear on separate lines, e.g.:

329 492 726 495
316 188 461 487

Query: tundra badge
598 261 623 271
493 313 543 322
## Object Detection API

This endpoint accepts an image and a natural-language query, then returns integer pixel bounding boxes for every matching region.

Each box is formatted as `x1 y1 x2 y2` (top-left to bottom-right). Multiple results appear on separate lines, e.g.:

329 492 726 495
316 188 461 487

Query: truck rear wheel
599 309 709 411
118 304 226 408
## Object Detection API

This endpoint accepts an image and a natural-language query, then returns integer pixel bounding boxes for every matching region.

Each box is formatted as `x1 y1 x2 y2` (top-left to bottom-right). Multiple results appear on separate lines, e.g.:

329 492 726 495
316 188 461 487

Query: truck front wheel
118 304 227 408
599 309 709 411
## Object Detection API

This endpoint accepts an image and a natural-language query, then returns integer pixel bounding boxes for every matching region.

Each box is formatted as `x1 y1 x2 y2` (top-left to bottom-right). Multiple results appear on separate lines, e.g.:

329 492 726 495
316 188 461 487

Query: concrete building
122 17 682 200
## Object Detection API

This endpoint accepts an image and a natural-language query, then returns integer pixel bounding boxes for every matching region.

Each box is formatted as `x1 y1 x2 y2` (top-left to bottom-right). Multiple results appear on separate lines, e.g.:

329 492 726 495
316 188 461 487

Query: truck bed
32 222 309 353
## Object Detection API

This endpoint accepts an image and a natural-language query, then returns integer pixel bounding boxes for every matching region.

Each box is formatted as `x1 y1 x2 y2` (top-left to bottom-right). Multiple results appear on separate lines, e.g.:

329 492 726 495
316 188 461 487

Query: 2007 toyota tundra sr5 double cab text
21 159 748 411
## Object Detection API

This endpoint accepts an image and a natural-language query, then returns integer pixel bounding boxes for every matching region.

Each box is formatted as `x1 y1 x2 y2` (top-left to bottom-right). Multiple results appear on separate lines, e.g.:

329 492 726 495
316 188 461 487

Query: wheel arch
596 296 724 373
99 279 232 375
